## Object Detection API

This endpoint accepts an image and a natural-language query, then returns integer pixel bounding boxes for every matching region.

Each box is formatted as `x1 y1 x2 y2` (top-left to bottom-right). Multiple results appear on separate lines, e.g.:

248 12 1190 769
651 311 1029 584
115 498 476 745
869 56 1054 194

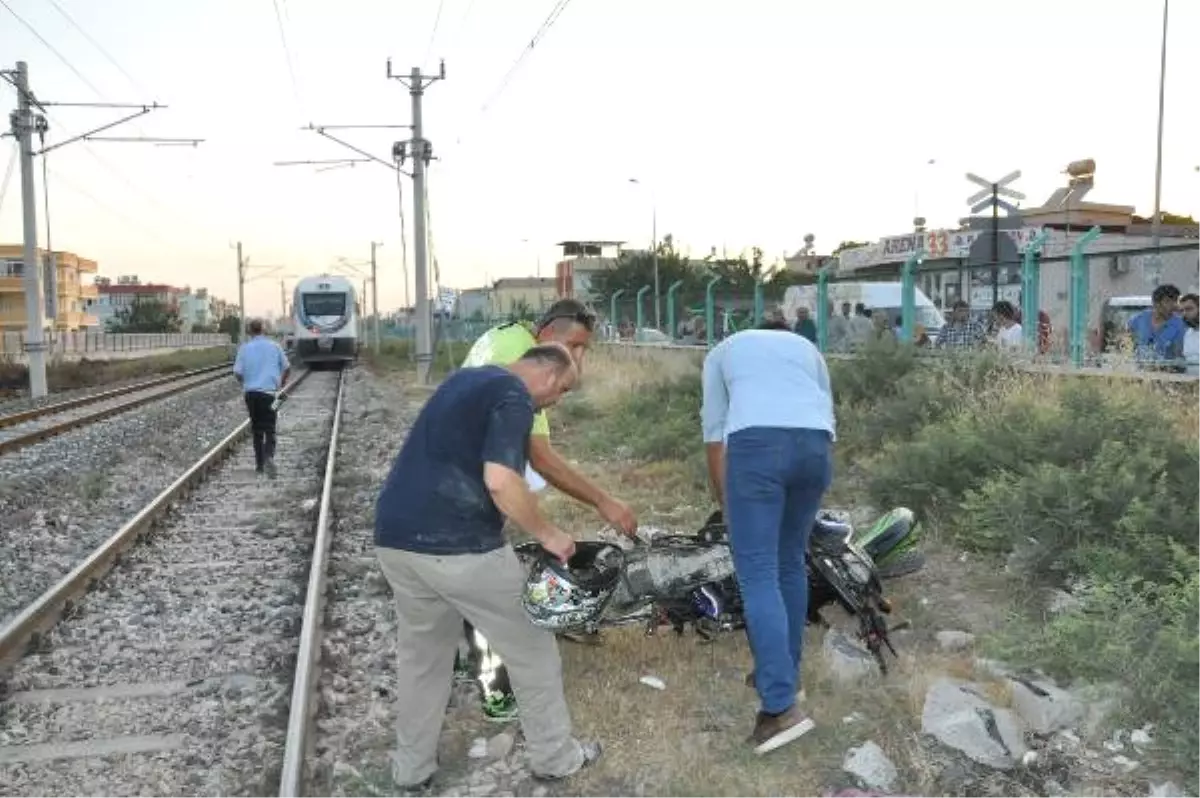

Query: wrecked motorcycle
517 506 922 674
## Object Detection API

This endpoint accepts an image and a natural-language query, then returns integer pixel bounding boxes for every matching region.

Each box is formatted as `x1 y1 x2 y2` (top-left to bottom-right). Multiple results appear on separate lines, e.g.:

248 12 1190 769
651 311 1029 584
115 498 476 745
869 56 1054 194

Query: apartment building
86 276 184 330
0 245 100 331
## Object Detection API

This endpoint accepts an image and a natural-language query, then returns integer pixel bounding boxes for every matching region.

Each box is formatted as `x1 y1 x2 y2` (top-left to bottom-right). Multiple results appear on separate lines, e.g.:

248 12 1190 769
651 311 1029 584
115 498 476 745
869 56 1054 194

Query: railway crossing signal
965 170 1026 307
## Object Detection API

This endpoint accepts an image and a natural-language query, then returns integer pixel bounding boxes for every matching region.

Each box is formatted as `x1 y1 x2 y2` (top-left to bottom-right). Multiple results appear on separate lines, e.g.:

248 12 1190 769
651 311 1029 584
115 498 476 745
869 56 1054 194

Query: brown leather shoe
748 706 815 755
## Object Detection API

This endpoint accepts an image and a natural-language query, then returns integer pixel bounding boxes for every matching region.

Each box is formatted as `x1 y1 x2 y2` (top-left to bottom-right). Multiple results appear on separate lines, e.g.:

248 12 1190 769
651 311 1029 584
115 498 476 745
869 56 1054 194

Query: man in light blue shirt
233 319 291 477
700 319 835 756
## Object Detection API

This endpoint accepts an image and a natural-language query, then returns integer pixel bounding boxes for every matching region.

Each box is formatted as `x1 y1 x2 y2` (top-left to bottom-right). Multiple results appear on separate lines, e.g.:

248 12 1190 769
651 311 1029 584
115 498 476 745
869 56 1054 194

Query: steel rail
0 365 236 455
0 370 313 668
0 361 234 429
279 368 346 797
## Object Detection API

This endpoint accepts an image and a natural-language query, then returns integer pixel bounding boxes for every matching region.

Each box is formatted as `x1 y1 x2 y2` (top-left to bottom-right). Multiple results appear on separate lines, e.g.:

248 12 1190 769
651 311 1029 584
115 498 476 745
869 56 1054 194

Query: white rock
842 740 898 792
639 675 666 690
1149 780 1182 797
301 498 318 512
1130 728 1153 747
1021 750 1038 766
468 737 488 759
1009 678 1085 735
486 732 514 760
1046 588 1082 615
1112 754 1140 773
822 629 878 685
921 678 1028 770
935 630 976 652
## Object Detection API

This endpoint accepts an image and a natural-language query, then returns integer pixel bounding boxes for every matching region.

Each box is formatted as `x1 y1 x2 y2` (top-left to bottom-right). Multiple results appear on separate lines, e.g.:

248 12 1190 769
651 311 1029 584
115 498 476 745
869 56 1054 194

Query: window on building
1 260 24 277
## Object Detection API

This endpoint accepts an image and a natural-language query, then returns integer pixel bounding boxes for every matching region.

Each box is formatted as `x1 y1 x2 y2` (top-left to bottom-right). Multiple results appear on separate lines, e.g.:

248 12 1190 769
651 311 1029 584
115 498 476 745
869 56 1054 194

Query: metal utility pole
390 60 445 384
236 241 246 341
370 241 382 353
11 62 48 398
279 279 287 320
1151 0 1169 249
629 178 660 329
3 62 198 397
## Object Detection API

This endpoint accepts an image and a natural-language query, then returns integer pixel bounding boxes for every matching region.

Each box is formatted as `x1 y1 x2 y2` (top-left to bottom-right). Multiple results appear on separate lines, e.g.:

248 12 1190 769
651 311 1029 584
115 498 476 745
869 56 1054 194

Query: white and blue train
291 274 359 365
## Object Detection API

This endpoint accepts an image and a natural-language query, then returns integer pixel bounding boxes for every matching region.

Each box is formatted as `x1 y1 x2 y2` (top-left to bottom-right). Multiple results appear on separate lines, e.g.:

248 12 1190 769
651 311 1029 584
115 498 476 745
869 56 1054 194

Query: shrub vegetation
579 341 1198 787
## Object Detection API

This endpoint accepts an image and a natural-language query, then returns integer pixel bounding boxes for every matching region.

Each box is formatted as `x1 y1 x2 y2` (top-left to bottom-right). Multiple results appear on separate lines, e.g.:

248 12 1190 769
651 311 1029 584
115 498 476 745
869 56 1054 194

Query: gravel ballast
0 369 341 797
0 376 245 628
310 368 544 798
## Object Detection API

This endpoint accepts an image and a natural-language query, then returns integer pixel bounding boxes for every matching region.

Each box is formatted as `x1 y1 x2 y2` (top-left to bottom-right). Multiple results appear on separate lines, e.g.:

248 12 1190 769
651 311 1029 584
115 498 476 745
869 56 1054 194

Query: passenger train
291 274 359 365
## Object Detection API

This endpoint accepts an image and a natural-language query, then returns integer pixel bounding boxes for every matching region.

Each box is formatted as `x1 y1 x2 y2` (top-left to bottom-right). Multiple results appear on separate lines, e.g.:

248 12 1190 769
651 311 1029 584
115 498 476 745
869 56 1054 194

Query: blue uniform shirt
375 366 534 555
233 336 289 394
701 328 836 444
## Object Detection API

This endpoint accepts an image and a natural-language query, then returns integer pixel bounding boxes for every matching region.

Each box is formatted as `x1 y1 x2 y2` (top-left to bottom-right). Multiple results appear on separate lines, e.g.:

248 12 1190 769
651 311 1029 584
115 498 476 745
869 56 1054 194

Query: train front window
302 293 346 317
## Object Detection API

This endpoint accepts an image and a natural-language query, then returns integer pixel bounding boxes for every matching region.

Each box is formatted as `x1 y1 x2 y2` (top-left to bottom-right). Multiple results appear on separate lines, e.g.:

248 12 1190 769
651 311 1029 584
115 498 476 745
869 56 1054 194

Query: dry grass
525 345 1031 797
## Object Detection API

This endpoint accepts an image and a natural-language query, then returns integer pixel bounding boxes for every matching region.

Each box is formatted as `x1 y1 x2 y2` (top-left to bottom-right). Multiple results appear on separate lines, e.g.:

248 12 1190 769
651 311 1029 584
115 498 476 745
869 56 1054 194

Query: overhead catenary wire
2 1 204 234
478 0 574 114
0 0 105 98
42 0 153 97
271 0 306 119
422 0 448 71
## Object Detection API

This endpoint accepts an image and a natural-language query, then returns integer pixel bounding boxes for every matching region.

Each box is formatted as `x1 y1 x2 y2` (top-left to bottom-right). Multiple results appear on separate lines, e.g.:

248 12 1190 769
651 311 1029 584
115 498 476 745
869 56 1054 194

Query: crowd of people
803 298 1054 354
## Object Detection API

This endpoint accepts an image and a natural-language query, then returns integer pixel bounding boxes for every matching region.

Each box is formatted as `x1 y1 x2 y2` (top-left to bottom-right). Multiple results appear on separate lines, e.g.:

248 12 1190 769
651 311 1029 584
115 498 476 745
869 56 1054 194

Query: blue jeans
726 426 833 714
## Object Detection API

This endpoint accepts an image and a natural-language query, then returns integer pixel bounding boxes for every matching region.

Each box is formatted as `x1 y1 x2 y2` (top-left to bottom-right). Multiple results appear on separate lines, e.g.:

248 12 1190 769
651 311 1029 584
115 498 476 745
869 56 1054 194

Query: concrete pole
236 241 245 344
410 68 433 383
13 62 49 398
370 241 381 353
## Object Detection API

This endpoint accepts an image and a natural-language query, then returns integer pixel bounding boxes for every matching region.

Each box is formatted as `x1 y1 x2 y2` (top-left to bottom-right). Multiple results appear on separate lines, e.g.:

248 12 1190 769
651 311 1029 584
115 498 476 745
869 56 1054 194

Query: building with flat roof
0 245 100 331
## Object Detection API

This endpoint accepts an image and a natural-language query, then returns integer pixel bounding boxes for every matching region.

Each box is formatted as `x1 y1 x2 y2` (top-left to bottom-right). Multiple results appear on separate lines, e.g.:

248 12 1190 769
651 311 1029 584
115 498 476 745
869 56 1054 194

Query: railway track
0 363 234 456
0 368 345 797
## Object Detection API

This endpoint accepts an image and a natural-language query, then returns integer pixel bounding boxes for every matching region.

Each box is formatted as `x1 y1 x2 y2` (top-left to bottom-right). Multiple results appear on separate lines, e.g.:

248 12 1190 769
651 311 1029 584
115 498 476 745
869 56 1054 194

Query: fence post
1069 226 1102 368
635 285 651 332
900 248 925 343
816 266 831 352
610 290 626 338
666 279 684 338
705 276 722 348
753 278 765 325
1021 228 1049 353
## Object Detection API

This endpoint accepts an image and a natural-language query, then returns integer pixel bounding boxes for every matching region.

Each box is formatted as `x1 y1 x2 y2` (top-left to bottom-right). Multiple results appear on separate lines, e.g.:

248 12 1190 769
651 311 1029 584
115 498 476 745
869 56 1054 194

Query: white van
783 282 946 341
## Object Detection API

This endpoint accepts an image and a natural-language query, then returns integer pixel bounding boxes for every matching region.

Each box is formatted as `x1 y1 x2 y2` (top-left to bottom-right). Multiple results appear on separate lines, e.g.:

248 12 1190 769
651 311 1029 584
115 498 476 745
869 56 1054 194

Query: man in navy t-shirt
375 343 601 790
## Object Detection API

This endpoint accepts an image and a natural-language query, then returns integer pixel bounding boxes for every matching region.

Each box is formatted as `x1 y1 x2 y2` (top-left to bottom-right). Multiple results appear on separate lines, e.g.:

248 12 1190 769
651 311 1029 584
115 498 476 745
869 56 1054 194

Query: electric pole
390 60 445 384
370 241 382 353
10 62 48 398
3 61 199 398
279 279 287 321
236 241 246 341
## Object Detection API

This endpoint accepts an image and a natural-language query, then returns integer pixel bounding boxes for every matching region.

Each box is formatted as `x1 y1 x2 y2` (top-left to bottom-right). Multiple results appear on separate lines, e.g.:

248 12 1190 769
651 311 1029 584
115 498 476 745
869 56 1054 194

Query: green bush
987 559 1199 791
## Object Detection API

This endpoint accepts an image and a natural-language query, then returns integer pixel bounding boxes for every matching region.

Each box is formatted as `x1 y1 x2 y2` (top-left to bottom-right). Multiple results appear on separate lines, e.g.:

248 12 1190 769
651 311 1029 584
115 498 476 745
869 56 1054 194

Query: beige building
489 277 557 318
0 245 100 331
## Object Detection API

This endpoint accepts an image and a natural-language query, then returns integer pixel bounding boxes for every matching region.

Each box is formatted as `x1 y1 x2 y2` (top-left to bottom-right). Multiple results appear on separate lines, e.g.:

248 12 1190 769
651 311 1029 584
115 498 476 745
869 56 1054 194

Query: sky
1 0 1197 318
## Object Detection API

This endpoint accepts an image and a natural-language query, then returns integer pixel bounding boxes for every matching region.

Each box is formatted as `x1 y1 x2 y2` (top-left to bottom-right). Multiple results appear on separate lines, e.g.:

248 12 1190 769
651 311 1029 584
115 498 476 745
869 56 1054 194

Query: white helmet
520 542 625 633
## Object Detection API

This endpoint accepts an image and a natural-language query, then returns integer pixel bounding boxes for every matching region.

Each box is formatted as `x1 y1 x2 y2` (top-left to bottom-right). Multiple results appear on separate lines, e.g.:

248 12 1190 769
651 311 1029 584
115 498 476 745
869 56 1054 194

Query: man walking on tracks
456 299 639 722
701 319 835 755
232 319 290 478
375 344 602 791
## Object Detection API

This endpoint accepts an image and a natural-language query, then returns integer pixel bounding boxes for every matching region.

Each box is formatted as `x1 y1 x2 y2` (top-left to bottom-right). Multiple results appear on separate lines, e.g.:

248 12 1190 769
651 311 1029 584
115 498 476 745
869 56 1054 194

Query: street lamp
628 178 660 329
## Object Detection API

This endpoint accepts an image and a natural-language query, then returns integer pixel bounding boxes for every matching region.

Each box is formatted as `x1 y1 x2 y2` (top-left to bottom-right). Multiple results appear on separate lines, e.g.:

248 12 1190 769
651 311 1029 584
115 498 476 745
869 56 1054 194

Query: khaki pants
375 545 583 785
